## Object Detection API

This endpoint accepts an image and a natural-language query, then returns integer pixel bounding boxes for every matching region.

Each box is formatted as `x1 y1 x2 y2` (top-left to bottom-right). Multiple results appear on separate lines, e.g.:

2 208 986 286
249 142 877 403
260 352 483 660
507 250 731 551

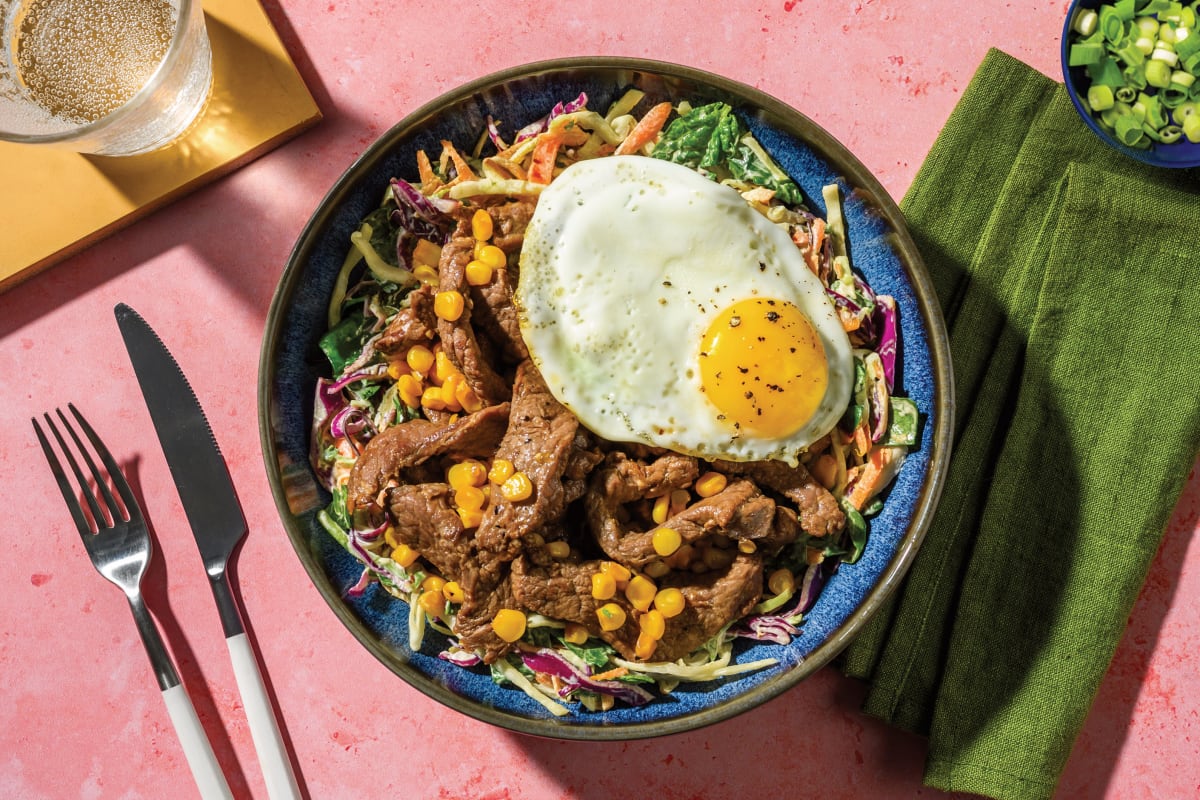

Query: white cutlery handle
162 683 234 800
226 633 301 800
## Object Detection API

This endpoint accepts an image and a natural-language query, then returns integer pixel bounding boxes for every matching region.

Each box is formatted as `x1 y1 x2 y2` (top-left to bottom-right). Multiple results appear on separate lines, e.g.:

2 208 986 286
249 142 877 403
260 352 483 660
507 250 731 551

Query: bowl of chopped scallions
1062 0 1200 167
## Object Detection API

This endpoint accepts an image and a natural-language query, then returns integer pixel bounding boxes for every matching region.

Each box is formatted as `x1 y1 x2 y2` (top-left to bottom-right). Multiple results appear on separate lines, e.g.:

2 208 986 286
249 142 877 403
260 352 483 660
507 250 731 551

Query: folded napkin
841 48 1200 800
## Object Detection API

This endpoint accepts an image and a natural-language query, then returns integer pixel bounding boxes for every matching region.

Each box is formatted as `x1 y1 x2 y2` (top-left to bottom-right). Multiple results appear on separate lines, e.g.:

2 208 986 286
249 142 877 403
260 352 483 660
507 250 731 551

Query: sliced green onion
1088 84 1117 110
1115 113 1148 144
1070 42 1107 65
1159 123 1184 141
1115 0 1137 20
1074 8 1099 35
1142 0 1172 15
1146 58 1174 85
1136 15 1161 37
1152 46 1181 65
1090 56 1129 86
1184 112 1200 140
1163 80 1192 104
1101 6 1128 40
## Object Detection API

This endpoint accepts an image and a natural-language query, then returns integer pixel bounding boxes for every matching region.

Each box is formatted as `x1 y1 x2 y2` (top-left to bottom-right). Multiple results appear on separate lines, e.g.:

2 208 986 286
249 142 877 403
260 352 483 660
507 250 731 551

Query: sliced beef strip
511 552 765 664
454 564 519 664
589 477 784 567
653 552 764 662
437 217 511 405
510 556 641 660
375 284 438 356
488 197 536 254
385 483 474 583
474 360 580 569
713 459 845 538
346 402 510 512
466 197 536 364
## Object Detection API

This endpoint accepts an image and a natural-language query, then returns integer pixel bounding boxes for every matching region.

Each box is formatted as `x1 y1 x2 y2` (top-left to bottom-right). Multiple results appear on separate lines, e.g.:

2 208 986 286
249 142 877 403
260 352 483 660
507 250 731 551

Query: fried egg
515 156 852 464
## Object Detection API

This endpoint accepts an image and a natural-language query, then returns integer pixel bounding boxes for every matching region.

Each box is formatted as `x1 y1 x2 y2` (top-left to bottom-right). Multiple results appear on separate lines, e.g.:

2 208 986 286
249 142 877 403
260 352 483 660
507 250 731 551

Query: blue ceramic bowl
259 58 953 740
1062 0 1200 167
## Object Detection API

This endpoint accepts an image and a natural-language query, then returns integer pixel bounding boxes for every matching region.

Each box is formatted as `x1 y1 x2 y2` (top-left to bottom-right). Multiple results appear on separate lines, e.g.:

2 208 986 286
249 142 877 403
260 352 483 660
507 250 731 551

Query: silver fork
34 405 233 800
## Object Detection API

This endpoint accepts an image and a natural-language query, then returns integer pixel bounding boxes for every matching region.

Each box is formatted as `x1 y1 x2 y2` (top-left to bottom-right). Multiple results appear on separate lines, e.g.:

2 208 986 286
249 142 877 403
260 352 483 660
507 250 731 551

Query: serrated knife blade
115 303 301 800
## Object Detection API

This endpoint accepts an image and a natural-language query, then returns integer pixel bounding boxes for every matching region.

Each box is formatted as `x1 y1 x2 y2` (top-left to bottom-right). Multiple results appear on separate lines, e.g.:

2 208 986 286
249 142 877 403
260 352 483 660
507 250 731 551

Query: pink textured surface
1 1 1197 798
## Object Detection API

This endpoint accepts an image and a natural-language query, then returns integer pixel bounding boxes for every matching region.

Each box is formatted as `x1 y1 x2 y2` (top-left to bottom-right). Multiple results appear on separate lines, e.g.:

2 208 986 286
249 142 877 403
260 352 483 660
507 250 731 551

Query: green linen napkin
841 48 1200 800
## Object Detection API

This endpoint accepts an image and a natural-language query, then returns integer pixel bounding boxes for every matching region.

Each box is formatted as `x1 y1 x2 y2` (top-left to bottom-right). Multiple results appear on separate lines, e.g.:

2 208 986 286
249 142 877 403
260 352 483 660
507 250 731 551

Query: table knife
115 303 302 800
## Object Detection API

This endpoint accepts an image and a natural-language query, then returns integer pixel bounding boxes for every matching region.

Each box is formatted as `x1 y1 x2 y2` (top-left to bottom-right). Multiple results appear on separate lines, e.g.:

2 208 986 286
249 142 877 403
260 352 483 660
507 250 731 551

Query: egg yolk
699 298 829 438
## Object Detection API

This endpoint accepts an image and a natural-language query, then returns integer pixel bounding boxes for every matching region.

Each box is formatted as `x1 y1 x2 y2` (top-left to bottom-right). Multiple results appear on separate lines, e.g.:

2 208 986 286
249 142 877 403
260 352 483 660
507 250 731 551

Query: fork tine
32 416 94 536
53 407 127 528
67 403 141 523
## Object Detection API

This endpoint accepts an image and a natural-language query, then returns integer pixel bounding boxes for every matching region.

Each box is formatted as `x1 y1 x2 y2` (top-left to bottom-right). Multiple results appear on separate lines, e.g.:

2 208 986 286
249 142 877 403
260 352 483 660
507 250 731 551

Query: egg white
515 156 853 464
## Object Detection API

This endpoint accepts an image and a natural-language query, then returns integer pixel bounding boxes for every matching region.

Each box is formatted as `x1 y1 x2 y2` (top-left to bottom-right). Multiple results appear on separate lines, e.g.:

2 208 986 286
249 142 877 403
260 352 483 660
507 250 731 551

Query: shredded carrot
416 150 439 192
590 666 629 682
614 101 673 155
847 446 901 511
528 133 564 184
810 218 826 274
440 140 476 183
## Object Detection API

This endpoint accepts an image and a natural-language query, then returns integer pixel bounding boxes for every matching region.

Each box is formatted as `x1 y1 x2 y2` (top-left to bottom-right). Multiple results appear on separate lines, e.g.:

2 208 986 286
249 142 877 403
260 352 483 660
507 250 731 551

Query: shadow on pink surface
123 455 255 798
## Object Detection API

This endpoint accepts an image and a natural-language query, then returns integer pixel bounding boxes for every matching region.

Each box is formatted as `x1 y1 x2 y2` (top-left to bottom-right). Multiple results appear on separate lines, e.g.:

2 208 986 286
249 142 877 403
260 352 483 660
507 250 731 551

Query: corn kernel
653 587 685 618
488 458 515 484
625 575 657 612
455 485 487 511
471 209 494 241
397 373 423 407
477 244 506 269
704 546 734 570
665 543 694 570
456 381 484 413
492 608 527 642
413 264 439 286
591 571 617 600
634 631 658 660
642 559 670 579
440 373 465 411
547 540 571 559
421 386 447 411
737 539 757 554
768 568 796 596
421 574 446 594
442 581 465 603
405 345 434 375
563 622 589 645
652 526 682 557
434 290 465 322
651 494 671 525
383 526 399 549
447 460 487 489
599 561 632 585
806 547 825 566
457 507 484 528
465 259 494 286
669 488 690 516
386 360 406 381
694 471 728 498
418 589 444 614
640 609 666 641
391 544 420 568
433 351 455 384
501 471 533 502
596 603 627 632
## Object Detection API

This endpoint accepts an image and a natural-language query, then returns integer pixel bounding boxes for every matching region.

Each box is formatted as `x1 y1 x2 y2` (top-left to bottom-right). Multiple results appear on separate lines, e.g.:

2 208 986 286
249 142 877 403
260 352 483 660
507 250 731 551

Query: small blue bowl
259 58 953 740
1062 0 1200 168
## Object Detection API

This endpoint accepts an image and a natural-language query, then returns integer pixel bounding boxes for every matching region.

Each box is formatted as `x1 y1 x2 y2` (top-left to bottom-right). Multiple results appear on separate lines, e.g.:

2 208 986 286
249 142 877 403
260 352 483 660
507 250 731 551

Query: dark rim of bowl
258 55 955 740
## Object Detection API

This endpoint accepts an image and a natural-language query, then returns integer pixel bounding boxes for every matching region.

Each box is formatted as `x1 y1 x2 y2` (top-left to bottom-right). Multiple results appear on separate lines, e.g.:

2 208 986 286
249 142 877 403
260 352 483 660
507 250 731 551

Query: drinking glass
0 0 212 156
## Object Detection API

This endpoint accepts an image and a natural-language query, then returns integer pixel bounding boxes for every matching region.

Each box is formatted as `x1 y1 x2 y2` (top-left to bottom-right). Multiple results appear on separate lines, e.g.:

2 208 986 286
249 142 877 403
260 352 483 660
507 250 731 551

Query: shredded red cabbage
329 404 373 440
733 563 826 644
521 648 654 706
512 92 589 143
327 364 388 393
389 178 456 270
874 295 898 392
439 647 483 667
